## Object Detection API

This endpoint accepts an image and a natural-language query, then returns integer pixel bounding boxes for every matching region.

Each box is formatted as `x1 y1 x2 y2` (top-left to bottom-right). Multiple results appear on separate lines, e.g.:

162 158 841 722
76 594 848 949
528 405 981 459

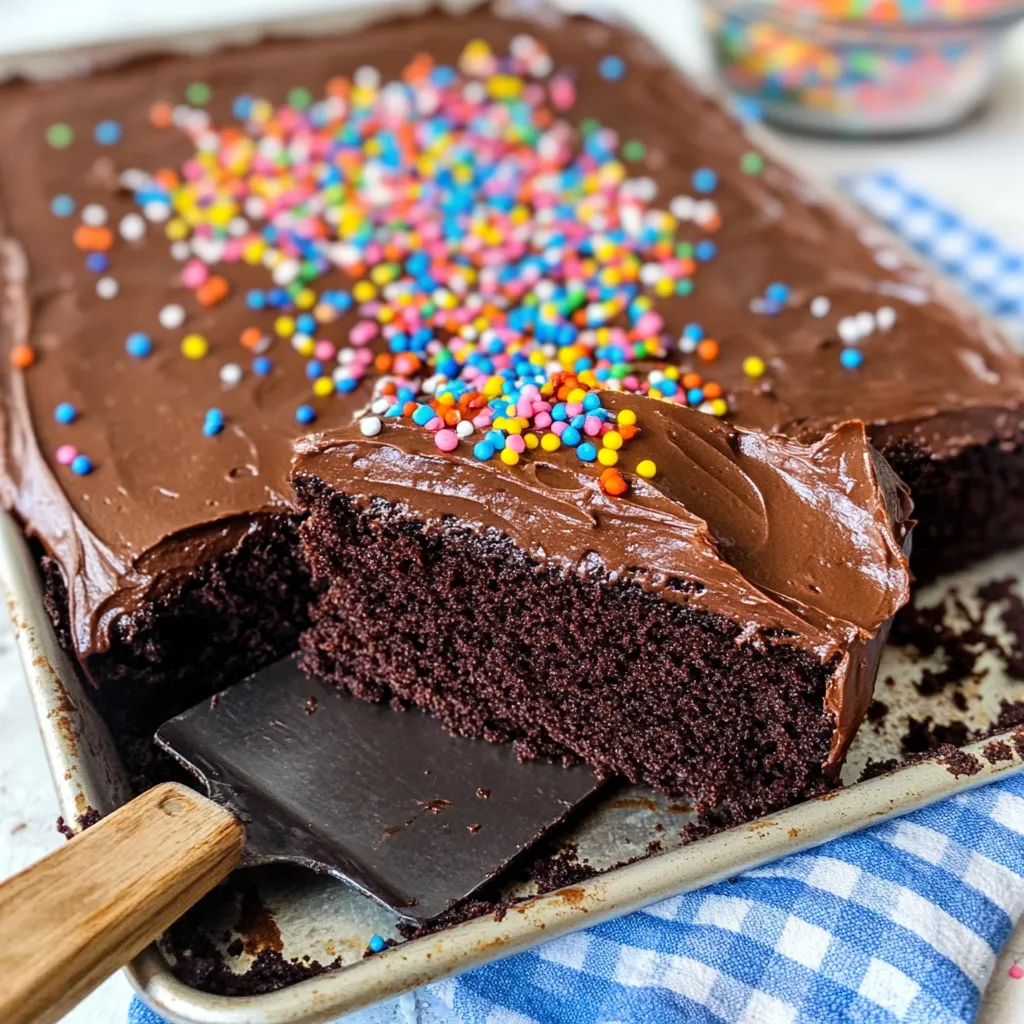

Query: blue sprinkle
733 96 765 123
765 282 789 304
335 376 357 393
50 194 75 218
473 441 495 461
412 405 435 426
485 429 506 450
582 392 602 411
203 408 224 436
551 403 568 422
70 454 92 476
246 290 266 310
687 387 705 405
368 935 387 954
85 253 108 273
305 361 323 380
296 313 316 334
54 402 77 425
570 414 586 430
695 240 717 262
125 332 153 359
232 95 254 119
94 120 122 146
683 323 704 341
599 55 626 81
253 356 273 376
692 167 718 194
840 349 864 369
295 404 316 425
576 442 598 462
561 426 582 447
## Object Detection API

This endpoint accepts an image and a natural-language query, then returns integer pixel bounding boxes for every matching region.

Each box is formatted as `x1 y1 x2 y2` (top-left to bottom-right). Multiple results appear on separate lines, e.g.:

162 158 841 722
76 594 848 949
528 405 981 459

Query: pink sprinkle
222 239 243 263
551 421 567 437
550 75 576 112
55 444 77 466
505 434 526 454
634 312 664 336
425 416 444 432
472 413 492 429
1010 965 1023 980
181 259 209 288
434 429 459 452
314 340 336 361
516 398 533 418
534 412 552 429
349 321 379 346
584 416 603 436
564 401 583 417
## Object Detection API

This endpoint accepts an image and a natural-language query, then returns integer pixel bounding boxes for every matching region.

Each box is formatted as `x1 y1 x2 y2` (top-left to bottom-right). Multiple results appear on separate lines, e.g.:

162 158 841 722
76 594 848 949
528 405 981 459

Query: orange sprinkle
681 372 703 390
442 409 460 426
196 275 230 307
240 327 264 350
149 102 173 129
393 353 422 376
374 353 394 373
599 467 629 496
697 340 719 362
153 168 180 191
618 424 639 441
10 344 35 369
402 401 419 417
72 225 113 252
703 382 723 400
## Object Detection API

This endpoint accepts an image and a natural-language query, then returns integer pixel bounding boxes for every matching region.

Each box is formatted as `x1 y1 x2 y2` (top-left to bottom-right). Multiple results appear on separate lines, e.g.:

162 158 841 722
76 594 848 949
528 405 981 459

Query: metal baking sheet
3 3 1024 1022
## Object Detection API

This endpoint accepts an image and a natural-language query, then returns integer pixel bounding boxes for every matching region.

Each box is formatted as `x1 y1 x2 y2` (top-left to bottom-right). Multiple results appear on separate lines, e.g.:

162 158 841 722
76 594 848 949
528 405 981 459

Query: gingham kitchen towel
129 175 1024 1024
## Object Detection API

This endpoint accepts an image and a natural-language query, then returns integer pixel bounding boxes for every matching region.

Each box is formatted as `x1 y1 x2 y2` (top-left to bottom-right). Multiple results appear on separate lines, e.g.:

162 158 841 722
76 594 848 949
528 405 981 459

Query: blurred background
1 1 1023 1021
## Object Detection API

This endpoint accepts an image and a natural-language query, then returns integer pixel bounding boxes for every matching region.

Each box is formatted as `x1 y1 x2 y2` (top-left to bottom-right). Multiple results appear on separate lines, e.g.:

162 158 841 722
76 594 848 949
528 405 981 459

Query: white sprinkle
96 276 118 299
81 203 108 227
227 217 250 238
244 197 266 220
219 363 243 387
272 259 300 287
118 213 145 242
837 316 861 344
456 420 474 439
119 168 151 191
679 336 698 354
143 200 171 223
371 397 392 415
354 65 381 89
159 303 186 329
463 81 487 104
359 416 382 437
670 195 696 221
169 241 191 261
876 305 897 331
810 296 831 318
855 311 876 337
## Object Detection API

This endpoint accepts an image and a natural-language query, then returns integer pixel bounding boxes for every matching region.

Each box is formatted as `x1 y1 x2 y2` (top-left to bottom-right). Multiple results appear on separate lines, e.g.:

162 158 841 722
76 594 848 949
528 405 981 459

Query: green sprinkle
622 140 646 163
46 123 74 149
740 151 765 175
186 81 212 106
676 279 694 297
676 241 694 259
288 86 313 110
579 117 601 138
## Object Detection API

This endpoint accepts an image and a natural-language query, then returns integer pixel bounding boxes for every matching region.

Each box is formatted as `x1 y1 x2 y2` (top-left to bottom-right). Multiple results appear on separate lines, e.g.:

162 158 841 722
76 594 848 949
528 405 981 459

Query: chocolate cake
0 3 1014 781
294 390 912 816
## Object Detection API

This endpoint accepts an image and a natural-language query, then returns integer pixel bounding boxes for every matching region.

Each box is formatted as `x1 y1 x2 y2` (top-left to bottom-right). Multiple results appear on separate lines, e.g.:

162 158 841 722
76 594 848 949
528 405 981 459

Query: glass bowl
701 0 1024 135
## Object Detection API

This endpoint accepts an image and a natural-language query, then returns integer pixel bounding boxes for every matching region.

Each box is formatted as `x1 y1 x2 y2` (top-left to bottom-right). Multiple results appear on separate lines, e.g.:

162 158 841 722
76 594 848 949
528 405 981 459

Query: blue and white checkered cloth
130 174 1024 1024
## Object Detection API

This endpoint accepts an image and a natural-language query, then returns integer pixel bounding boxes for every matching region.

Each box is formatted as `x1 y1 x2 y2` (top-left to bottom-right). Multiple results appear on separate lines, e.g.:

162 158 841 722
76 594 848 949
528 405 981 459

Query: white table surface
1 1 1024 1021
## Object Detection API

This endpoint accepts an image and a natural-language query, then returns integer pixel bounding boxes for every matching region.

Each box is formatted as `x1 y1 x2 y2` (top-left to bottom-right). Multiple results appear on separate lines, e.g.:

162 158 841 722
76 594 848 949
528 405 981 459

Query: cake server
0 654 600 1024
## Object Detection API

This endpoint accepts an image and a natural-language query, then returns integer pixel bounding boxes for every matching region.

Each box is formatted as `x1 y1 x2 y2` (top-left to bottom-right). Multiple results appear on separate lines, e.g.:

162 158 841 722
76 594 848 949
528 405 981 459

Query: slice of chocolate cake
0 3 1017 770
294 385 913 818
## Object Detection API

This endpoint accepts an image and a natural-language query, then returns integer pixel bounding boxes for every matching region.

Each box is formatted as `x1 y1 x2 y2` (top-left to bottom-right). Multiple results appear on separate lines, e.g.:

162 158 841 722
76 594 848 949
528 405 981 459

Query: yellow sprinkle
500 448 520 466
165 218 189 241
711 398 729 417
377 307 396 324
649 388 663 399
292 336 315 358
482 376 504 398
664 366 680 381
578 370 599 389
353 281 376 303
603 431 624 451
636 459 657 479
313 377 334 398
655 279 675 298
243 239 267 264
567 388 587 404
274 316 295 338
180 334 208 360
742 356 766 378
524 433 539 450
598 448 619 467
540 433 561 453
617 409 637 427
295 289 317 310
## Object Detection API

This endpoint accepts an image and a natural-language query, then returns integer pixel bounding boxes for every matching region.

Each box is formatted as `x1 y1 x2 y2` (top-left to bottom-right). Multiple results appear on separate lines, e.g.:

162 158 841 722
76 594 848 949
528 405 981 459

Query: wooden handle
0 782 244 1024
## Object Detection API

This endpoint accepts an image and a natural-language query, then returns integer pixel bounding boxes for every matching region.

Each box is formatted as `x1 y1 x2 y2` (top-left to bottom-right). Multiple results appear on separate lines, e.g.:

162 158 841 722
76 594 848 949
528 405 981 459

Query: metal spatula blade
155 655 601 923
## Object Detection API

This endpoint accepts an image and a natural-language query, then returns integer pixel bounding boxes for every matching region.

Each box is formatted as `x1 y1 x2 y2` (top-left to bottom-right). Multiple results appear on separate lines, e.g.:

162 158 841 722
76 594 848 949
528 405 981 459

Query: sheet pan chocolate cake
0 0 1015 812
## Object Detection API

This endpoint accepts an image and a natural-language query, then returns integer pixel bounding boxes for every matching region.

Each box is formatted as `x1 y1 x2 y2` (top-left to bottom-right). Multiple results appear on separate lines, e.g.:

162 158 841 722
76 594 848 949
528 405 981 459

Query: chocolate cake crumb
304 696 318 715
55 816 74 841
867 700 889 725
860 758 901 781
476 788 491 799
983 740 1013 764
938 744 982 778
645 840 663 856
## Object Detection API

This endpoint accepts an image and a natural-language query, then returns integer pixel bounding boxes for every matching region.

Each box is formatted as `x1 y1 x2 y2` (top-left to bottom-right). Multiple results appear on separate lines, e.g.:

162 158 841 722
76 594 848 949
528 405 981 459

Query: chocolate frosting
295 393 912 773
0 4 1011 669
